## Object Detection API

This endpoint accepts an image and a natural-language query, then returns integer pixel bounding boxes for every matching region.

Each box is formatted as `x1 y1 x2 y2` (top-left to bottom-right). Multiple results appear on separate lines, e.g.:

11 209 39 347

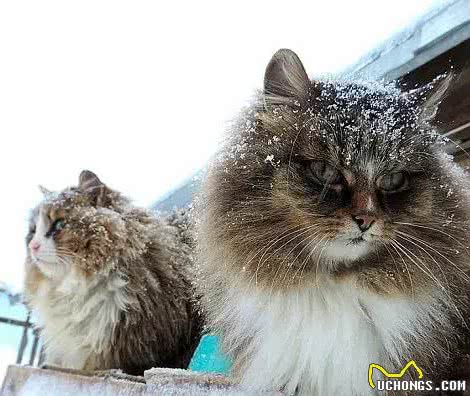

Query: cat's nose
352 215 375 232
29 240 41 254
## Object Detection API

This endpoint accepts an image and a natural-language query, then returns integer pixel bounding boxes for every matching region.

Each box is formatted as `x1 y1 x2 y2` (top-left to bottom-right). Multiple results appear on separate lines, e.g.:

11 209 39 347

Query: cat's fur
24 170 201 375
195 49 470 395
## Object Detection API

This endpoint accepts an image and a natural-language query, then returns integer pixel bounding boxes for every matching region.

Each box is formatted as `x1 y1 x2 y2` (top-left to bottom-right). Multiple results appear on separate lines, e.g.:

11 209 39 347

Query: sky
0 0 444 290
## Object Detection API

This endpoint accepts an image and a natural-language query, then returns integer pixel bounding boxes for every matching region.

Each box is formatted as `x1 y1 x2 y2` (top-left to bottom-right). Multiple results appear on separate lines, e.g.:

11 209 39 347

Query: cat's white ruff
225 278 446 396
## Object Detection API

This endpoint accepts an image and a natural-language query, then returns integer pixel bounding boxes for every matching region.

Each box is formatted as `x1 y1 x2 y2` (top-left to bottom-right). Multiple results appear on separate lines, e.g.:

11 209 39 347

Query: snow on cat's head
26 171 128 281
200 48 460 288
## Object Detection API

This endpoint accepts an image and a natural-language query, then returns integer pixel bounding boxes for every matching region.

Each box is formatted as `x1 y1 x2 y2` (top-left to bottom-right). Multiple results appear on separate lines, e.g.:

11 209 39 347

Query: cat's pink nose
29 240 41 254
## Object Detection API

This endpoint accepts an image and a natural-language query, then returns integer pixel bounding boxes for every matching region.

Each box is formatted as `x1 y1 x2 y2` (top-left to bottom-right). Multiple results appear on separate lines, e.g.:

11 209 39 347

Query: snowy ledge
1 365 284 396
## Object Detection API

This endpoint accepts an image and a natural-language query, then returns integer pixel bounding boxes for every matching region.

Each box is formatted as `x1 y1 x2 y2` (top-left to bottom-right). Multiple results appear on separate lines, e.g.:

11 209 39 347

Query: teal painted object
189 334 232 375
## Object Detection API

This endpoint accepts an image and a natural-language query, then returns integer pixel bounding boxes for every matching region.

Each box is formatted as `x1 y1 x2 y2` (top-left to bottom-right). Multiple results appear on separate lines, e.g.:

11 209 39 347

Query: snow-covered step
1 365 284 395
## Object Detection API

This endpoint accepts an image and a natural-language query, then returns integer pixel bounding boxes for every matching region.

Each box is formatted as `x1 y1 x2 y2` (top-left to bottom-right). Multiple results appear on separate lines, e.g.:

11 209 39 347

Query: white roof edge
344 0 470 81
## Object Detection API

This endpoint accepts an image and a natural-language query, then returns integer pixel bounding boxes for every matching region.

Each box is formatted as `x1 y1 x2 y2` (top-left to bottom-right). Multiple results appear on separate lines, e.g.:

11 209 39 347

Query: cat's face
26 171 125 280
259 82 438 267
204 49 463 287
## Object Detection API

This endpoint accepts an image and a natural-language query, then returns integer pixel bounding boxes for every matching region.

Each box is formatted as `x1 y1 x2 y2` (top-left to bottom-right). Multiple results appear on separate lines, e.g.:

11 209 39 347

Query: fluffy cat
24 170 201 375
196 49 470 395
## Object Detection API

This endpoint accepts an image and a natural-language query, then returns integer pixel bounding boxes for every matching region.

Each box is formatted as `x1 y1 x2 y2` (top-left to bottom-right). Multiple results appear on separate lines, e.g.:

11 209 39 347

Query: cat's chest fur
32 270 130 369
226 279 448 396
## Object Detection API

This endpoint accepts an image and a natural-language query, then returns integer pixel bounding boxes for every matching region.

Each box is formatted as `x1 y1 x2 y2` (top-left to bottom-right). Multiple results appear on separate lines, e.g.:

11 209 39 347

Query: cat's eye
377 172 408 192
46 219 66 237
53 219 65 231
309 161 343 185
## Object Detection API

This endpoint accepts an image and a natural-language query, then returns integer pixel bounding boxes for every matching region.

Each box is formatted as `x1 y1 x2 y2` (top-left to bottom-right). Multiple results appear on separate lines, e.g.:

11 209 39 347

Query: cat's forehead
315 80 414 115
40 188 86 214
313 123 430 173
37 202 66 222
301 81 436 173
234 80 438 174
314 81 419 134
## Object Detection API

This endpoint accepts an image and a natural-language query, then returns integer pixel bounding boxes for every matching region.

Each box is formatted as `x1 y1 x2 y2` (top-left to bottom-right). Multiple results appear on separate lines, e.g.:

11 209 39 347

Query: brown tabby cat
196 49 470 395
24 170 201 375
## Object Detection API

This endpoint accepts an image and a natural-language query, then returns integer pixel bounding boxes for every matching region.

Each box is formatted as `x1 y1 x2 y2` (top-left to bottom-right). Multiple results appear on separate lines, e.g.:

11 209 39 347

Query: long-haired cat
24 170 201 375
196 49 470 395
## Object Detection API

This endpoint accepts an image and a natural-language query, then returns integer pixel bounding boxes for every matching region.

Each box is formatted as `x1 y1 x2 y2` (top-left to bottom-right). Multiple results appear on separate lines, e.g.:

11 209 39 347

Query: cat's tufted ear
38 185 52 196
78 170 111 206
264 49 310 109
79 170 104 190
406 73 453 124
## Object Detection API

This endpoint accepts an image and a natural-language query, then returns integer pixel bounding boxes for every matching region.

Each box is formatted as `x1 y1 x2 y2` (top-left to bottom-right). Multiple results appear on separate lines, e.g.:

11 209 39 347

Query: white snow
264 155 275 164
0 346 16 381
3 366 281 396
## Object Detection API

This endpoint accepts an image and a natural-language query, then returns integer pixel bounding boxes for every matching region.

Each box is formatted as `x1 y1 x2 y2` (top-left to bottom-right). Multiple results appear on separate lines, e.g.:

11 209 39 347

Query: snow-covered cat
24 170 201 375
196 49 470 395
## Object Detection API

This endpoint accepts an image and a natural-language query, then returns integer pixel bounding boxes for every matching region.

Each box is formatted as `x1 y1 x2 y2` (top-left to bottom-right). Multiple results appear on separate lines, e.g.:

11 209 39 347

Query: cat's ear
38 185 52 196
264 49 310 108
79 170 104 190
406 73 453 124
79 170 110 206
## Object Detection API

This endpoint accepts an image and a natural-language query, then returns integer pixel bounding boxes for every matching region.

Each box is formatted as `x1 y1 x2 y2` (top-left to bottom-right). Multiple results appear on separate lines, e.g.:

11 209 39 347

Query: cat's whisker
55 247 78 254
391 240 442 291
391 241 415 296
442 134 470 162
32 252 55 259
55 252 79 261
394 234 452 291
394 234 468 331
392 239 465 327
272 226 321 262
276 231 322 289
247 225 312 286
278 235 313 292
268 233 315 296
292 234 326 288
56 256 72 268
394 221 468 249
256 225 320 287
380 241 410 294
394 232 457 253
395 230 470 282
390 240 456 328
313 236 329 290
394 233 470 294
395 220 470 238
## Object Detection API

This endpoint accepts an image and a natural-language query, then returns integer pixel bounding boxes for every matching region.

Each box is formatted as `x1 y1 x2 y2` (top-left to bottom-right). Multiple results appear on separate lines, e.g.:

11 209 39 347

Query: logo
368 360 423 389
368 361 466 393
